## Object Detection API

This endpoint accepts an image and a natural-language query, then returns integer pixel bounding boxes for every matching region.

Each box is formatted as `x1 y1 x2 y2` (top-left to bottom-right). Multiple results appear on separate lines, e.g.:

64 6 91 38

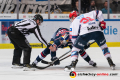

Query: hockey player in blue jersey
32 28 96 67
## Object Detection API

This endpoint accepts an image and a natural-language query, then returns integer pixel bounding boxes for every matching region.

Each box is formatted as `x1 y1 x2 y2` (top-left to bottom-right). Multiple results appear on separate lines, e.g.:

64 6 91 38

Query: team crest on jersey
56 29 68 36
70 28 72 32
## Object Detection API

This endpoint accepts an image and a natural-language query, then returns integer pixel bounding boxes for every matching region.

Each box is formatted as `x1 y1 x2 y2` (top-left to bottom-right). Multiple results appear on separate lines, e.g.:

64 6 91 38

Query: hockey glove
51 57 60 65
84 43 90 49
99 21 106 30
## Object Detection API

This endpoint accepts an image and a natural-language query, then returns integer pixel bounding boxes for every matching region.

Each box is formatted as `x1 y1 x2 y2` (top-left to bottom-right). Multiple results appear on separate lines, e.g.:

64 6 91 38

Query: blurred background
1 0 120 19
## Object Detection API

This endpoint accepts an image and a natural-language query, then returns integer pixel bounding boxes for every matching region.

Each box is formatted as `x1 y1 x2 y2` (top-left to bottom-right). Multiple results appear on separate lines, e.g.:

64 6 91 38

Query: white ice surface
0 47 120 80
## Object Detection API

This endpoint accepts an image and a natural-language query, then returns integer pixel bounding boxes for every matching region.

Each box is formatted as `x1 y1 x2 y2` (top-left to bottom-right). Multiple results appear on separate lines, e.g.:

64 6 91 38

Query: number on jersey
80 17 94 24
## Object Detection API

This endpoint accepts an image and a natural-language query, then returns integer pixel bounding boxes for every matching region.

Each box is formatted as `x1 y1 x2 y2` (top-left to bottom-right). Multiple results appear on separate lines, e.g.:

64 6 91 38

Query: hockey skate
89 60 97 67
12 63 23 69
32 62 37 67
64 59 78 71
23 64 36 71
107 57 115 70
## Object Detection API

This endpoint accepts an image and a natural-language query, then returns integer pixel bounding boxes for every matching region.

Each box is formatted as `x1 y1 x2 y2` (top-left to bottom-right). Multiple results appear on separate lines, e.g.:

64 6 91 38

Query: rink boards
0 42 120 49
0 19 120 49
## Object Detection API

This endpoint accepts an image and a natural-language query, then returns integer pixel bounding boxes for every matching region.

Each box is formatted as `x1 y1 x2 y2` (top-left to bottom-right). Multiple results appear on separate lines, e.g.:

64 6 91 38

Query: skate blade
12 65 23 69
64 68 75 72
23 67 36 71
64 68 71 72
111 66 115 70
71 68 75 71
92 63 97 67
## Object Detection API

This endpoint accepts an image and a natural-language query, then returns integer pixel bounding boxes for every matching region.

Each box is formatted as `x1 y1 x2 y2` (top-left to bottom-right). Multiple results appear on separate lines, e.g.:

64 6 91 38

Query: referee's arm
33 27 48 47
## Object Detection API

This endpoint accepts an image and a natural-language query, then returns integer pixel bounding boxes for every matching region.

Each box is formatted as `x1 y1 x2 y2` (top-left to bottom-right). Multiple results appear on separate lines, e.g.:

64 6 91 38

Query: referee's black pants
7 26 32 65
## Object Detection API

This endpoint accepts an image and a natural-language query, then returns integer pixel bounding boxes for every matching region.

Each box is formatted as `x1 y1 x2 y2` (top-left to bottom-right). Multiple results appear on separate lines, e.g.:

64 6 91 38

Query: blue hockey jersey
50 28 72 49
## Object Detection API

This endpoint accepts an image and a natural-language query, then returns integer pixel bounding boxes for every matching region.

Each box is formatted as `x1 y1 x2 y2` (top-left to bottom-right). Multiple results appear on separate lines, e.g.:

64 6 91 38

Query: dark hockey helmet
33 14 43 23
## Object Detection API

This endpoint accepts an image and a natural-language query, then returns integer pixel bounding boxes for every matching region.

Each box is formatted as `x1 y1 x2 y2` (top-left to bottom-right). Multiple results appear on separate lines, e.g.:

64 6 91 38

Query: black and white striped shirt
14 19 48 46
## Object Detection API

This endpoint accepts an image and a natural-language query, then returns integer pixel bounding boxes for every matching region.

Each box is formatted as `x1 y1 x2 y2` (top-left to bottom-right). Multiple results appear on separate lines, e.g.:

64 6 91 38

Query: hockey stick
41 41 96 64
35 49 72 69
59 54 71 61
41 54 71 64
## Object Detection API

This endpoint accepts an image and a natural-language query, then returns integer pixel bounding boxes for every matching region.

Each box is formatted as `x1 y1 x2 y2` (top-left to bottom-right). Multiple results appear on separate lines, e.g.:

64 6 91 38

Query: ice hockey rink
0 47 120 80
